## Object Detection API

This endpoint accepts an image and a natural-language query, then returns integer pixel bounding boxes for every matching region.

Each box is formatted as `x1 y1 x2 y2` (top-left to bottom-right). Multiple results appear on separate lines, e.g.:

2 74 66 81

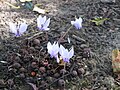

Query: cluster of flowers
9 15 82 63
9 15 51 36
9 16 82 36
47 42 74 63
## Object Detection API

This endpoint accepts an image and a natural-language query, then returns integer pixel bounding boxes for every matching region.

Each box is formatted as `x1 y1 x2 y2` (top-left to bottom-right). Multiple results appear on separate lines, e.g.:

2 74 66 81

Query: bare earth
0 0 120 89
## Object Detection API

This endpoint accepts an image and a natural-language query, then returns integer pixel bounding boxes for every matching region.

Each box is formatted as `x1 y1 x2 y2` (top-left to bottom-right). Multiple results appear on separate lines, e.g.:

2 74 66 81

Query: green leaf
16 0 34 10
23 1 33 10
90 17 109 25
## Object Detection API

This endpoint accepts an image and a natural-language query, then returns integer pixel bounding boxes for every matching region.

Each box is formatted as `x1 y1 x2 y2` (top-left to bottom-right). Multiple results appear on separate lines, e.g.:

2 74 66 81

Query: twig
58 26 73 43
4 2 20 9
72 35 86 42
26 32 43 40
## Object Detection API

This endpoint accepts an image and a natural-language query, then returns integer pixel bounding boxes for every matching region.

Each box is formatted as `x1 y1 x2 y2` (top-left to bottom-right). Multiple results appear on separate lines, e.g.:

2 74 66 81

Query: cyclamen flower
9 22 28 36
37 15 50 31
71 17 82 29
47 42 60 63
59 45 74 62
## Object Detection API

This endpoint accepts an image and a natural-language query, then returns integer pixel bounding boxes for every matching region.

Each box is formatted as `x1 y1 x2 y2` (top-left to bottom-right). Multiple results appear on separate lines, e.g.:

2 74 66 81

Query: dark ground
0 0 120 90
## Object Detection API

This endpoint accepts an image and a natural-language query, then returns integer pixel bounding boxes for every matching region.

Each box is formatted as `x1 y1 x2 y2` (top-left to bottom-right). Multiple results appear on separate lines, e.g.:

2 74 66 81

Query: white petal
77 18 82 25
62 49 69 59
56 55 60 63
43 18 50 30
71 21 75 25
53 42 59 55
37 16 46 28
43 28 50 31
71 17 82 29
37 15 42 28
59 45 69 60
59 45 65 56
74 20 82 29
42 16 47 25
9 22 17 34
19 23 28 34
47 42 52 53
67 36 70 43
69 46 74 58
78 17 82 23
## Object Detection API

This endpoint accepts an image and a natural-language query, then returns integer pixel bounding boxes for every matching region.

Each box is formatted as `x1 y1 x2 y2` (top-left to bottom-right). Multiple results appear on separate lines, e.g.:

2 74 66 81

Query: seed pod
46 76 55 83
39 67 46 73
19 67 27 72
13 62 21 68
7 79 14 86
54 73 60 78
29 47 35 53
71 70 78 77
77 68 85 75
31 62 38 68
0 79 5 86
33 39 40 46
58 79 65 87
19 73 25 78
42 60 49 66
60 69 66 75
15 56 21 62
19 49 28 55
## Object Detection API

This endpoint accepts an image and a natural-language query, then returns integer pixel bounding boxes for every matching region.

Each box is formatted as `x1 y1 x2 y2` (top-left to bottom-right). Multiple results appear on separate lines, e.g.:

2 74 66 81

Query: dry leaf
59 57 65 66
112 49 120 73
20 0 32 2
33 6 46 14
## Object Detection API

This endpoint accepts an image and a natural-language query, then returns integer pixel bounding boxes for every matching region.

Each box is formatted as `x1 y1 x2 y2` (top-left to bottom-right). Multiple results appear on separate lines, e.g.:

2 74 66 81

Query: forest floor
0 0 120 90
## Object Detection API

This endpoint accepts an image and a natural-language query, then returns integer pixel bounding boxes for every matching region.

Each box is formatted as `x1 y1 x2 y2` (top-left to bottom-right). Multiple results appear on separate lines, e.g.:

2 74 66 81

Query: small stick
26 32 43 40
58 26 73 43
4 2 20 9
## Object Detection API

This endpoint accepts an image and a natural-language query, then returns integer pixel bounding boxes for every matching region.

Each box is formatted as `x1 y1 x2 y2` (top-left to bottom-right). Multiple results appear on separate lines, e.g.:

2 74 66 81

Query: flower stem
58 26 73 43
63 62 66 89
45 32 48 41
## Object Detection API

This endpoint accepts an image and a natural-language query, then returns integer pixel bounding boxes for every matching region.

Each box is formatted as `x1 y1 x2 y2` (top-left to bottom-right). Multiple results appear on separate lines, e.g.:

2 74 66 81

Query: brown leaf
112 49 120 73
59 57 65 66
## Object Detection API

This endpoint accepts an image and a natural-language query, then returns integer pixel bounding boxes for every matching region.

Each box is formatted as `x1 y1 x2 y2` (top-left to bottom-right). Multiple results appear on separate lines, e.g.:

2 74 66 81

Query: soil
0 0 120 90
